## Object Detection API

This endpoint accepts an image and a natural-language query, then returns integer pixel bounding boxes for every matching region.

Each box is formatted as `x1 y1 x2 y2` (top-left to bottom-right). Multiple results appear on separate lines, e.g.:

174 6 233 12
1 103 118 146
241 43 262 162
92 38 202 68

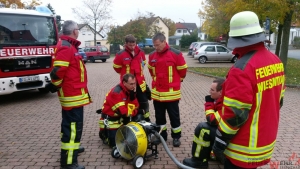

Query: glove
205 95 215 102
45 83 59 93
212 131 227 164
145 85 151 100
96 109 102 114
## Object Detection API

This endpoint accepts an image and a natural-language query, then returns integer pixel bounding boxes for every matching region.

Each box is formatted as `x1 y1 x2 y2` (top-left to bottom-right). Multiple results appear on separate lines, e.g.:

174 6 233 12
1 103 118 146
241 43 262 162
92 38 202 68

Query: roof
176 22 197 31
0 8 53 17
125 16 169 30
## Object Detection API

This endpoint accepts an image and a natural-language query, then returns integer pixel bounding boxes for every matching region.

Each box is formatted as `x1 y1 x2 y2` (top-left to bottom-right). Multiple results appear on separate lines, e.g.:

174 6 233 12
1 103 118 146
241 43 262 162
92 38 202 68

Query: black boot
173 138 181 147
60 163 85 169
78 146 85 153
183 157 208 169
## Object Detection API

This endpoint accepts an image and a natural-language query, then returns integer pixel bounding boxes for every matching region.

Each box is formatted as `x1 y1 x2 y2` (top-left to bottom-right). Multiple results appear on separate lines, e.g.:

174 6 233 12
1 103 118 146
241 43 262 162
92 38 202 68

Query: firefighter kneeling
97 73 143 147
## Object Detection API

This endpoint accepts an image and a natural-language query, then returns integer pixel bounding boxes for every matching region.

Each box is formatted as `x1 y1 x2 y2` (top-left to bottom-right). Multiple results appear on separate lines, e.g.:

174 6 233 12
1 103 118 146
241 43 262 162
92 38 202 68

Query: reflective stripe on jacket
148 43 187 102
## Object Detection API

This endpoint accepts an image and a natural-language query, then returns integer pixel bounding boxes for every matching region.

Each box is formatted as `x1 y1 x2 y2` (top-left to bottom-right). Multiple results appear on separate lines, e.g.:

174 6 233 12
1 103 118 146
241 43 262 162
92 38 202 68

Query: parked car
194 45 237 63
78 48 87 64
138 38 153 48
191 42 222 56
188 42 197 55
83 46 110 63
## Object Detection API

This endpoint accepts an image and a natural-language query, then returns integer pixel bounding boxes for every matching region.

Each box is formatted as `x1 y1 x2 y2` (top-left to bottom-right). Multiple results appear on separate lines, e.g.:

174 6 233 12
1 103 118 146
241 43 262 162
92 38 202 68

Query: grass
188 58 300 86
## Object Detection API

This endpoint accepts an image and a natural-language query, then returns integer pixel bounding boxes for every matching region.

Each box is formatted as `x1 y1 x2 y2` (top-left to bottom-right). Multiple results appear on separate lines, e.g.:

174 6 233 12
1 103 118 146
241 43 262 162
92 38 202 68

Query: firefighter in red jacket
98 73 139 147
183 78 225 168
113 34 151 122
49 20 91 169
148 33 187 147
212 11 285 169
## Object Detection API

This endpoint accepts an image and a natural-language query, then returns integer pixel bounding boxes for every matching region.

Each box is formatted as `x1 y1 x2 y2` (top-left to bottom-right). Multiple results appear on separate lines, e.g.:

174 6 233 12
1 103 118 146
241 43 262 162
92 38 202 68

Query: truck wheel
38 88 49 94
102 59 106 62
90 57 95 63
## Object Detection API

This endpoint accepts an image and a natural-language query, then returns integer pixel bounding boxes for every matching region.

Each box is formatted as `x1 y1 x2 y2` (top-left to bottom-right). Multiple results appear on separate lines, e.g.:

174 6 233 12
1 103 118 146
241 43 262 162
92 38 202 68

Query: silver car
194 45 237 63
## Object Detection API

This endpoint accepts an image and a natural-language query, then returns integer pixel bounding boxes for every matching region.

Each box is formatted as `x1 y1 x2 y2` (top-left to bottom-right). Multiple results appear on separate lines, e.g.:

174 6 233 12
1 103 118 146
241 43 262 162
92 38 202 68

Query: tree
180 30 198 48
162 18 176 36
0 0 23 8
46 3 62 32
72 0 112 46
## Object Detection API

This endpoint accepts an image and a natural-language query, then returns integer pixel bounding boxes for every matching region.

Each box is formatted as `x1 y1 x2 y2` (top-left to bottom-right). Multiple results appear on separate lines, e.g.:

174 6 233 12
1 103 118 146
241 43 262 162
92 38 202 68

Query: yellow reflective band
151 94 181 101
59 88 64 97
205 109 215 115
52 79 62 86
148 64 153 69
126 65 130 73
112 102 125 111
219 118 238 135
59 93 89 102
152 67 156 77
152 89 181 96
113 64 122 68
79 60 84 82
250 92 262 147
61 143 80 149
68 122 76 164
172 126 181 133
224 147 273 163
169 66 173 83
140 81 146 92
177 64 188 70
194 128 210 157
144 112 150 118
54 61 69 67
227 140 276 155
61 98 90 107
214 111 221 123
224 96 252 109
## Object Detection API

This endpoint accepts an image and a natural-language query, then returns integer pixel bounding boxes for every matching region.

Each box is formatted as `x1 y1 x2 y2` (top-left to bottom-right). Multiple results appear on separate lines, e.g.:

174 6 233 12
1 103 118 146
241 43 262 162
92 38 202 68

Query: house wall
152 18 169 43
174 29 191 36
77 25 104 48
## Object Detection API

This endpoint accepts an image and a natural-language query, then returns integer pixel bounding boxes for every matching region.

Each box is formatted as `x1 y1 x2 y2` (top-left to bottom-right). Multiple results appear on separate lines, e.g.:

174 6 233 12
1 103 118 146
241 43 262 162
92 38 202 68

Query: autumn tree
72 0 112 46
162 18 176 36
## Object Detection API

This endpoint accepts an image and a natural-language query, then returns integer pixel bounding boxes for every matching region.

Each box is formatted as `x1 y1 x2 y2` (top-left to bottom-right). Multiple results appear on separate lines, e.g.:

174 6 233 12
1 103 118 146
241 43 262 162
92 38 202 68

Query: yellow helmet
229 11 263 37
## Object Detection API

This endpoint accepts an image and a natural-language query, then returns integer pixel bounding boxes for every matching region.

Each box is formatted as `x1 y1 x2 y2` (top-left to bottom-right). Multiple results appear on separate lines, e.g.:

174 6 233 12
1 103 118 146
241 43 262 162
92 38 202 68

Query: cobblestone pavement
0 53 300 169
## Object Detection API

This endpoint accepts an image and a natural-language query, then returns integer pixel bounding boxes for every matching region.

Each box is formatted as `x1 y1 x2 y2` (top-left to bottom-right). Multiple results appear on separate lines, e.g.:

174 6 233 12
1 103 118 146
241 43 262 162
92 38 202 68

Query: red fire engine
0 5 59 95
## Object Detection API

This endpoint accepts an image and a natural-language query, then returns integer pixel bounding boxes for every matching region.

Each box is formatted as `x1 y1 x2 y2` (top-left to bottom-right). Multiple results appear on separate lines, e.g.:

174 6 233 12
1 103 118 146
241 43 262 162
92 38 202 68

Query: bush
293 37 300 49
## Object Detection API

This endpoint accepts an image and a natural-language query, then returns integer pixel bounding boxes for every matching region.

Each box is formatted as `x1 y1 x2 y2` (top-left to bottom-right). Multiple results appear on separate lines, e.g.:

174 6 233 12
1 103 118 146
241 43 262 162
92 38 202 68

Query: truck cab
0 6 58 95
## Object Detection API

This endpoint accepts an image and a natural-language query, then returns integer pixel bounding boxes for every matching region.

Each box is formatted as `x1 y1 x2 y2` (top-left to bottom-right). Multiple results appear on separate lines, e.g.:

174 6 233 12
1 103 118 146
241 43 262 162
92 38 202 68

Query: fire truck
0 5 59 95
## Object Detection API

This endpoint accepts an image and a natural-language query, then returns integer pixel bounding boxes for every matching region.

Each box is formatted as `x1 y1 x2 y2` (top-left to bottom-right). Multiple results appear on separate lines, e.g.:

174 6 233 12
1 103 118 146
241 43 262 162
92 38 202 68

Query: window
183 30 187 33
216 46 227 52
91 48 96 51
100 46 108 52
204 46 216 52
177 30 181 33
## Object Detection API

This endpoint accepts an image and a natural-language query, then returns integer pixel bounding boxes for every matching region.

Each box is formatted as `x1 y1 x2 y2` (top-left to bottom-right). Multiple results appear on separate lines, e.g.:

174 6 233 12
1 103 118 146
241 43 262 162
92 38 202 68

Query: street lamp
179 18 185 23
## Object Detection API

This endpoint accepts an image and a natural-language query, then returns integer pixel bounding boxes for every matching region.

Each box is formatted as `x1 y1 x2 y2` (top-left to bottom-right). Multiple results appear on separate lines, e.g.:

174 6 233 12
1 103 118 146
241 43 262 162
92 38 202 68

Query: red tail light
196 52 198 55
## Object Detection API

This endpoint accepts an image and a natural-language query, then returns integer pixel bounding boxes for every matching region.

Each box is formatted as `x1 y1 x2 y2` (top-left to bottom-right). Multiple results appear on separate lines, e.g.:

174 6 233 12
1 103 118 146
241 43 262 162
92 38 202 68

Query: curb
187 70 300 89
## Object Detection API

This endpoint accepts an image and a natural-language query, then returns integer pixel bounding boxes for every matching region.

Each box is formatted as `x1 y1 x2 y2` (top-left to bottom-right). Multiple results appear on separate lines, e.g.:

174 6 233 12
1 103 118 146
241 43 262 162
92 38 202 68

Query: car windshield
78 48 84 52
0 14 57 48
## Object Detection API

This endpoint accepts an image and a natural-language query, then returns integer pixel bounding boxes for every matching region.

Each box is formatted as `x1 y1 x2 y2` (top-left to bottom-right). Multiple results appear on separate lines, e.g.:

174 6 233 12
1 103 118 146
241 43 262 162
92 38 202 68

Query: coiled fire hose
153 131 196 169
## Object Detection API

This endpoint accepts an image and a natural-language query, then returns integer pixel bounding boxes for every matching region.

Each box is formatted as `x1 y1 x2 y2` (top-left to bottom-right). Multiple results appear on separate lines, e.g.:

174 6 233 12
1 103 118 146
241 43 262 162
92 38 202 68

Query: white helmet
229 11 263 37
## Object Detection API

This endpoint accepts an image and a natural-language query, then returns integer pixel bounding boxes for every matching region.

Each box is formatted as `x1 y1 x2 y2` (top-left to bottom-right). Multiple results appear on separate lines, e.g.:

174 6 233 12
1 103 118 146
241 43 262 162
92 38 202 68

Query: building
76 24 107 48
169 22 198 46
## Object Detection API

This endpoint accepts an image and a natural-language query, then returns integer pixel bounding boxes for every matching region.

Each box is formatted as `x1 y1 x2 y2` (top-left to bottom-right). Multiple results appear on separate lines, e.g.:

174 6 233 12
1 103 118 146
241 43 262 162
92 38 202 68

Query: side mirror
56 15 61 22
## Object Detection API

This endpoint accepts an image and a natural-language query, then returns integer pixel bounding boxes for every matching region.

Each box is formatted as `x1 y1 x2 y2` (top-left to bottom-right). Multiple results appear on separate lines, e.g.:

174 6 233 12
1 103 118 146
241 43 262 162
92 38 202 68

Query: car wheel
231 56 237 63
102 59 106 62
90 57 95 63
198 56 207 64
83 61 87 64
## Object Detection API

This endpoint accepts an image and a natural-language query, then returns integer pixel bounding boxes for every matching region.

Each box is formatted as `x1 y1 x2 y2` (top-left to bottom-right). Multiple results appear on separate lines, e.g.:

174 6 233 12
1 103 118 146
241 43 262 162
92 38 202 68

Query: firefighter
212 11 285 169
49 20 91 169
98 73 140 147
183 78 225 169
148 33 187 147
113 34 151 122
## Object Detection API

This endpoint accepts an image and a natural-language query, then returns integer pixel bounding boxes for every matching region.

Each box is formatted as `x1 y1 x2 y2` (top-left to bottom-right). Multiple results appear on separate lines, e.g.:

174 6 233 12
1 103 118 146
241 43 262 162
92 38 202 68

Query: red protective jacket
113 46 147 92
205 97 223 126
51 35 91 110
218 42 285 168
148 43 187 102
102 83 139 118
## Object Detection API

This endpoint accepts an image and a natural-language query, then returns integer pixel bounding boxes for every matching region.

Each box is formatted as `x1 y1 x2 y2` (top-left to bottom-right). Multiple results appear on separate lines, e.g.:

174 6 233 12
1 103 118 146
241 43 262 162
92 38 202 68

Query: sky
39 0 204 27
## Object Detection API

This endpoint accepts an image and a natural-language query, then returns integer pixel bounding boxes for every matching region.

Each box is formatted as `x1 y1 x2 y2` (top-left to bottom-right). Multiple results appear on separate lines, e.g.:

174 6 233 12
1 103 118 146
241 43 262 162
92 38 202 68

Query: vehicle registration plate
19 76 40 83
103 53 107 55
